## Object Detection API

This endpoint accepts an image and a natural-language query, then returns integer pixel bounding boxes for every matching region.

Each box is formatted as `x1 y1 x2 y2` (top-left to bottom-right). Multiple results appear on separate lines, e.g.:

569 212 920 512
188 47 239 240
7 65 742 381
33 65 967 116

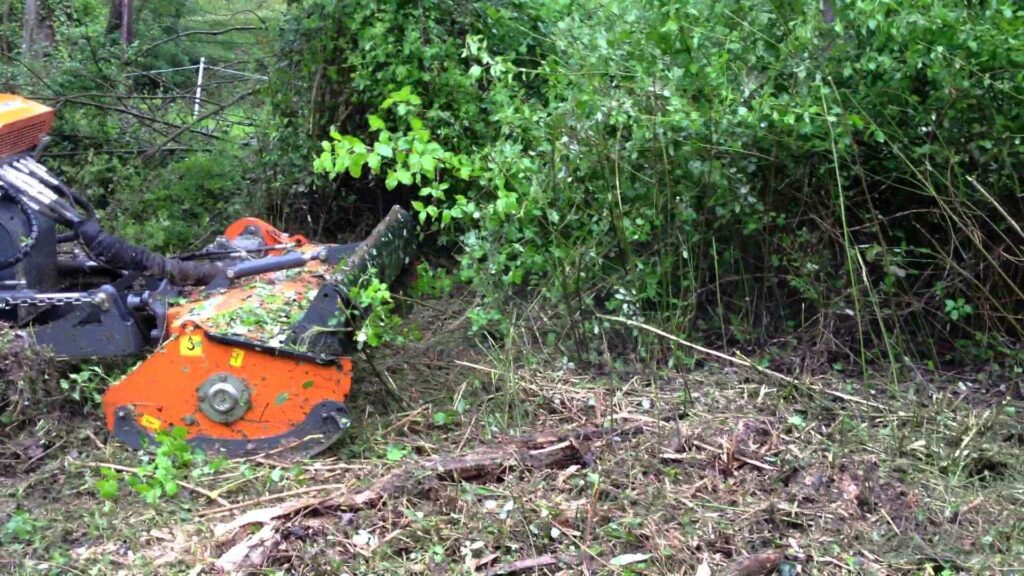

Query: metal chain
0 292 99 310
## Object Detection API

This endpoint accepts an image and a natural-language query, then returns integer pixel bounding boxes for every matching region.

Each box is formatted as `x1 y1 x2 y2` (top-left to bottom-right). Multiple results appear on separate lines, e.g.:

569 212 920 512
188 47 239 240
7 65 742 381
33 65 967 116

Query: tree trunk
22 0 54 58
106 0 120 33
107 0 134 45
2 0 11 54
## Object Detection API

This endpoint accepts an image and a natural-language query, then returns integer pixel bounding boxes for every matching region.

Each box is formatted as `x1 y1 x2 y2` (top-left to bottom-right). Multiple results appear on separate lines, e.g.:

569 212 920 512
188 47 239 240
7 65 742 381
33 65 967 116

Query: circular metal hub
197 373 252 424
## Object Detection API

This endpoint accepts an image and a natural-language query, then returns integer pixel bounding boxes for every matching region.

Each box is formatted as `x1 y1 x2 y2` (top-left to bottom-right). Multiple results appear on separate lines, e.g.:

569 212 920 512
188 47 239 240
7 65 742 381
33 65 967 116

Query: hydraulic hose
0 186 39 271
74 218 223 286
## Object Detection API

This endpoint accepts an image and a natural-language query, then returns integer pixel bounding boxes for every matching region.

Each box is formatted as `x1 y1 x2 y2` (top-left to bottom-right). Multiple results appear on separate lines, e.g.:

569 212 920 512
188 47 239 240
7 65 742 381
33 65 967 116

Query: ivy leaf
397 169 414 185
367 114 386 131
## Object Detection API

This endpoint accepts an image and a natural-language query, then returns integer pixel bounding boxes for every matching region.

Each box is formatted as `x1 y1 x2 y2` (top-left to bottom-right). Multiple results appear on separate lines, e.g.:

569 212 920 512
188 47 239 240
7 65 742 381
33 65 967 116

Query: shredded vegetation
2 297 1022 574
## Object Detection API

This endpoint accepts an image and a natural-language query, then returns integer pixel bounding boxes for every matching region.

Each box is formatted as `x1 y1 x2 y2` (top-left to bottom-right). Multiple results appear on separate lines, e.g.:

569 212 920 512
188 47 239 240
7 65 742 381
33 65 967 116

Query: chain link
0 292 100 310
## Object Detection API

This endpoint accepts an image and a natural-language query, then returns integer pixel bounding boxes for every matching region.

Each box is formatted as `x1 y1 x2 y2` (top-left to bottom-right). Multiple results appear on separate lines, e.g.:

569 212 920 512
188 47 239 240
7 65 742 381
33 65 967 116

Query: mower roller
0 94 417 458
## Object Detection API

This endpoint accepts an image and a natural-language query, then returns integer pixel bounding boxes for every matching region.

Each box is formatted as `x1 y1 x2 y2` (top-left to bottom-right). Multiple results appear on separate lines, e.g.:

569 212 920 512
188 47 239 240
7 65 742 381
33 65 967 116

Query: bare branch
141 87 261 161
136 25 260 56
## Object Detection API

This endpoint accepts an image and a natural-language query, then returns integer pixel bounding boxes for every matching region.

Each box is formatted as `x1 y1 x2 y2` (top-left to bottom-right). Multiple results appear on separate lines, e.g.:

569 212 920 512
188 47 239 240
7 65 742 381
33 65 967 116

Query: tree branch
56 97 226 140
136 25 260 56
141 86 260 161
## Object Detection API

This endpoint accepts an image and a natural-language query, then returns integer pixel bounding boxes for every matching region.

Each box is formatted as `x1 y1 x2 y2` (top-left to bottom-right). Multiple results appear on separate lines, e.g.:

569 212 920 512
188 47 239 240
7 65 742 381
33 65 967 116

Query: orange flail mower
0 95 416 458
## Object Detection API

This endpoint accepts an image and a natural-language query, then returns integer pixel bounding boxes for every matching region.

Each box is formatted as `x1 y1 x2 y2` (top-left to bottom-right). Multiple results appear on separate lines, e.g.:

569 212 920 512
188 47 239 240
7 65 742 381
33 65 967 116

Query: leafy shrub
61 145 249 252
269 0 1024 369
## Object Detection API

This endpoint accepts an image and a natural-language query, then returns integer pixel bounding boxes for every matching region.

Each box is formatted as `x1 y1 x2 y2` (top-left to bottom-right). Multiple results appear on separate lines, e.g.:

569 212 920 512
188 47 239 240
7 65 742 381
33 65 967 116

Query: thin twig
599 315 885 409
599 314 797 382
19 438 66 471
136 26 261 56
967 175 1024 242
198 483 351 517
141 87 260 160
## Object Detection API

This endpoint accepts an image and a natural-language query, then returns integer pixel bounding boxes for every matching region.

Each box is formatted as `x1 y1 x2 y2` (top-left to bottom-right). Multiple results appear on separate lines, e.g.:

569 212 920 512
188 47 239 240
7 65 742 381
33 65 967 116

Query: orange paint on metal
104 224 350 446
0 94 55 158
223 217 309 255
102 326 353 441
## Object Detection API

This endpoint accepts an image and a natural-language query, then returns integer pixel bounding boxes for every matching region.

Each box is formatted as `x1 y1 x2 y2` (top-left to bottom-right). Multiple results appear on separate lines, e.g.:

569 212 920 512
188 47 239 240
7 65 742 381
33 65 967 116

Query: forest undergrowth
1 0 1022 574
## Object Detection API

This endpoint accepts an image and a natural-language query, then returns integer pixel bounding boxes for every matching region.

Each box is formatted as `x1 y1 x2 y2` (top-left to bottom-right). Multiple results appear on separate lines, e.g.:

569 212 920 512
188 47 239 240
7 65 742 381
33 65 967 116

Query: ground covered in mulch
1 294 1021 575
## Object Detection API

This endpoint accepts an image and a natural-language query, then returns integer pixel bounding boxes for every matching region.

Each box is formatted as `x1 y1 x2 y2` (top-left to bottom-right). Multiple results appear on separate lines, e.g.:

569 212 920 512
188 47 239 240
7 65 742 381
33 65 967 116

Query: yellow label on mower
179 334 203 357
140 414 162 431
229 348 245 367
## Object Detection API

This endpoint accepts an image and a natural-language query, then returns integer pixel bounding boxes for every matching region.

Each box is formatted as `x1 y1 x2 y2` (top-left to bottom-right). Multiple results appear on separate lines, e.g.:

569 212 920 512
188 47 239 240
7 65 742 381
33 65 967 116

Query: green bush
267 0 1024 368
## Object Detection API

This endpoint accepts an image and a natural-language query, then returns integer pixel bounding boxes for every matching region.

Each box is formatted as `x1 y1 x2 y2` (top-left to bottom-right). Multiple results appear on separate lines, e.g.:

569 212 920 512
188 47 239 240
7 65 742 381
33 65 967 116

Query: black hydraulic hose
54 181 97 220
74 218 223 286
0 186 39 271
47 179 95 244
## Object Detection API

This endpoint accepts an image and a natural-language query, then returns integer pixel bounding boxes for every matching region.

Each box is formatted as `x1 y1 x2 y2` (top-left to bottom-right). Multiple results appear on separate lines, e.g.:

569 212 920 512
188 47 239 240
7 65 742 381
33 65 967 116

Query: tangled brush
0 324 59 424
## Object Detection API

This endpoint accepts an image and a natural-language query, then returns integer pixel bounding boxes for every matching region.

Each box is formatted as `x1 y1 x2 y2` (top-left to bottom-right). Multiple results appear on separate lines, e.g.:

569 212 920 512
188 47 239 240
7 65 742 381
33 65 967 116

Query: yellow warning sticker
179 334 203 357
140 414 162 431
229 348 245 367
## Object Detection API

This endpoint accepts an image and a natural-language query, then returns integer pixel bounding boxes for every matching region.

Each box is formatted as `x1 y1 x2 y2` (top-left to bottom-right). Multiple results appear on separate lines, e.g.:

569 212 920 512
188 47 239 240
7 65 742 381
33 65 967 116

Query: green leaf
145 486 163 506
368 114 386 131
366 153 382 172
302 380 315 389
397 170 414 185
348 154 365 178
385 444 409 462
97 475 119 500
374 141 394 158
163 480 179 498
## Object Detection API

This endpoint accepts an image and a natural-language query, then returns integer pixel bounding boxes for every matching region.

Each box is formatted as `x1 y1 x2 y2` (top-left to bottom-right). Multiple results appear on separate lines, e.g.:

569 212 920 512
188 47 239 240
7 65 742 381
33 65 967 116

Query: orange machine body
102 218 353 449
0 94 54 158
